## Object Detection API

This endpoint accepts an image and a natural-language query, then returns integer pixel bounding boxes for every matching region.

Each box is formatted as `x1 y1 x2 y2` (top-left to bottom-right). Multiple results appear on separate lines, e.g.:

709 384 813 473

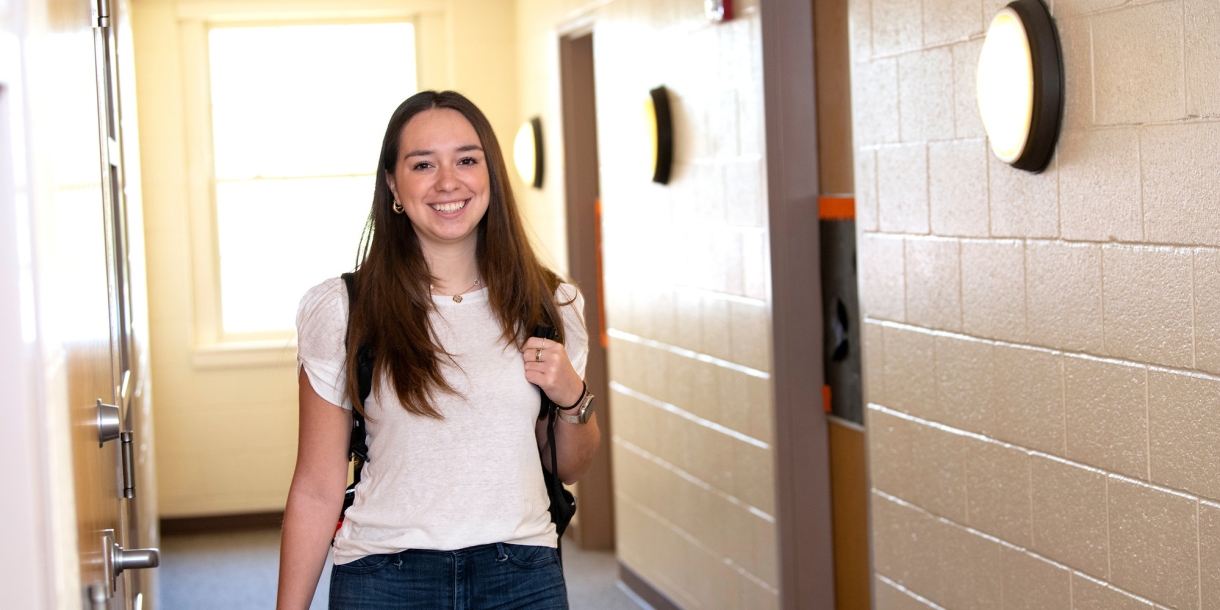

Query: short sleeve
556 283 589 378
296 278 352 410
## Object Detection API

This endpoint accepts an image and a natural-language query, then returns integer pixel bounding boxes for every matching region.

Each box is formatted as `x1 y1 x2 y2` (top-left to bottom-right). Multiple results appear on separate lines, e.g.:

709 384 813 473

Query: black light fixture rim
1005 0 1063 173
649 86 673 185
529 116 544 189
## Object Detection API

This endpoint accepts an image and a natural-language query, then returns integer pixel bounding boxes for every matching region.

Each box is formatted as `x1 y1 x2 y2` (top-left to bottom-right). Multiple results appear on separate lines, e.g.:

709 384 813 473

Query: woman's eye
458 157 478 166
412 162 432 171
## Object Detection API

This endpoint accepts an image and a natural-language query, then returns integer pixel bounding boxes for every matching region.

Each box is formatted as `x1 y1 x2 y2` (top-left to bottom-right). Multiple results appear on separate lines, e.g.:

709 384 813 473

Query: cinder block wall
515 1 778 607
851 0 1220 607
594 1 778 607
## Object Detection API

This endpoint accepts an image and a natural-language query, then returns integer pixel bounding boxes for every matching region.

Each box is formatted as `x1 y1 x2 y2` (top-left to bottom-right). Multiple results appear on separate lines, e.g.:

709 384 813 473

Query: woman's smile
428 198 469 215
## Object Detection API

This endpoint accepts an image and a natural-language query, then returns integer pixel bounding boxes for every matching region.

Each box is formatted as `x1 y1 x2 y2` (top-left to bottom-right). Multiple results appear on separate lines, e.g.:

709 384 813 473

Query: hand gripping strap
533 325 577 556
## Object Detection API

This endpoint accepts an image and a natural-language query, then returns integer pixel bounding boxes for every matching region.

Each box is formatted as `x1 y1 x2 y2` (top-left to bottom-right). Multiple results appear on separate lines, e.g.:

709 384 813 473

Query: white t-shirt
295 278 588 564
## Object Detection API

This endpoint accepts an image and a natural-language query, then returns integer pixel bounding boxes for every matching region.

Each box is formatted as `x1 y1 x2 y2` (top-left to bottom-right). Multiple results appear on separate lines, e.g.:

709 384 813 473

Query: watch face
579 395 596 423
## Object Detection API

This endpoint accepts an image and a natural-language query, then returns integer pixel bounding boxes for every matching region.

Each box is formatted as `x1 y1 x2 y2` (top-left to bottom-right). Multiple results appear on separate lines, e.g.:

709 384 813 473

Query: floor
158 529 646 610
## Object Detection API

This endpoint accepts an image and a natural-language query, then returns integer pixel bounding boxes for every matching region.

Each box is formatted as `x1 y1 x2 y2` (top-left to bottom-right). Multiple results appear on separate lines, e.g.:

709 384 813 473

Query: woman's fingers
523 340 566 392
522 337 550 351
521 337 569 364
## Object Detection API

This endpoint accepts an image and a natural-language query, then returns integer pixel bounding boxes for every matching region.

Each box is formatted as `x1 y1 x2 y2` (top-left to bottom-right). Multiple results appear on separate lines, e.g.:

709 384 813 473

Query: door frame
760 0 837 608
558 28 615 550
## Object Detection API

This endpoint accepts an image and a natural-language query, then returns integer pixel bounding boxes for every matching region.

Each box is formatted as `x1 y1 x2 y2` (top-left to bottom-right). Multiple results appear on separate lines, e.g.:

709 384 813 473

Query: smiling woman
276 91 602 610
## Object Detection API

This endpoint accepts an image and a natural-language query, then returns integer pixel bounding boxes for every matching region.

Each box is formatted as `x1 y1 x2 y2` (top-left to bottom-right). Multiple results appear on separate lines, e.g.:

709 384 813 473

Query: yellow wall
516 1 779 607
132 0 520 517
854 0 1220 607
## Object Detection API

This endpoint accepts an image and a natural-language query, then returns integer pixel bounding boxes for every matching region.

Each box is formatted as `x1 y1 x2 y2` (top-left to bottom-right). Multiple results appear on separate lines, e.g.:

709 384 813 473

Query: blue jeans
328 543 568 610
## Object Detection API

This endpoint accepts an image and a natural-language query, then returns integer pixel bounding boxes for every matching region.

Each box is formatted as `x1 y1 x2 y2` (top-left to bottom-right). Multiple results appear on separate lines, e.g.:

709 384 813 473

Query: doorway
558 30 615 551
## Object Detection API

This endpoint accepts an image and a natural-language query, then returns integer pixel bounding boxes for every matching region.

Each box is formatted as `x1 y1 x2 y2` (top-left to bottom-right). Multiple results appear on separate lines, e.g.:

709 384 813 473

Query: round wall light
976 0 1062 173
644 86 673 185
513 117 544 189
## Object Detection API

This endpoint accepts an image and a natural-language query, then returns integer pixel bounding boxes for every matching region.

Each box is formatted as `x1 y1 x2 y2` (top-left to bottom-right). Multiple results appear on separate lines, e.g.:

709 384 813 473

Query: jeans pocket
333 553 394 574
499 544 558 569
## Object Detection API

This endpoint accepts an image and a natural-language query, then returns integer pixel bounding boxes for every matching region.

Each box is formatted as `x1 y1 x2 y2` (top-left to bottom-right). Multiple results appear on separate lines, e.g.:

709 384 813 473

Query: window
207 22 416 336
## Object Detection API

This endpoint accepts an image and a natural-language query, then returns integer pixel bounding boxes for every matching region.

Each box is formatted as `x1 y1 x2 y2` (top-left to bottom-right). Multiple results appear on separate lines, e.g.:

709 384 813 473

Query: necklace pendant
453 294 463 303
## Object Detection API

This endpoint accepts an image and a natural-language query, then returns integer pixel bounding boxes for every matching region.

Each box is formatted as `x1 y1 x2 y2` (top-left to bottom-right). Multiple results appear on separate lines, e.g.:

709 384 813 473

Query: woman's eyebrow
405 144 483 159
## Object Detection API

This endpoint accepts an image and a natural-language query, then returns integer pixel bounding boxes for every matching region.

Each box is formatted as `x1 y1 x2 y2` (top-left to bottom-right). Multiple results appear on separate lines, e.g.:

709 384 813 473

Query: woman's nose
435 165 460 191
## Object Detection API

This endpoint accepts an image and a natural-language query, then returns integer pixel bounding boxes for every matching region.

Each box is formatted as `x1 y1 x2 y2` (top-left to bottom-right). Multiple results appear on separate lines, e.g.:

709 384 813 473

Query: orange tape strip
822 385 832 413
818 197 855 220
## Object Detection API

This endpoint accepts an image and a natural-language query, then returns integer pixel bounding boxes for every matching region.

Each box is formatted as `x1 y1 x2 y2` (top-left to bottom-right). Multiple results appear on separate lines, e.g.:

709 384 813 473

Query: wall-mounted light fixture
976 0 1062 173
513 117 544 189
645 86 673 185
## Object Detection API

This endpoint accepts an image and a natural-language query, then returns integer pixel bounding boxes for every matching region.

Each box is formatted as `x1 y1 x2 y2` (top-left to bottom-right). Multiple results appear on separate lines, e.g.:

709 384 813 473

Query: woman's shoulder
296 276 349 334
554 282 583 304
554 282 586 334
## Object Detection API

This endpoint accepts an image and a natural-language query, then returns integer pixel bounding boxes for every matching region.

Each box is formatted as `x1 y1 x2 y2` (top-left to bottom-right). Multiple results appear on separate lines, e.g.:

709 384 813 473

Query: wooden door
59 0 155 605
61 15 127 606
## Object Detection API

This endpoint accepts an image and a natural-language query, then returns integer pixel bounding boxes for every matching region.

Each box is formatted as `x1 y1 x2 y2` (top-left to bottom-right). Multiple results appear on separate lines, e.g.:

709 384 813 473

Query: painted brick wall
851 0 1220 607
593 1 779 607
515 1 778 607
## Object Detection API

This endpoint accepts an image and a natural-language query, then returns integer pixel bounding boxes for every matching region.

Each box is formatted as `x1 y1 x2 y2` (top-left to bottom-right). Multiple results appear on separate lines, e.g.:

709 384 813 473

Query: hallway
159 529 643 610
6 0 1220 607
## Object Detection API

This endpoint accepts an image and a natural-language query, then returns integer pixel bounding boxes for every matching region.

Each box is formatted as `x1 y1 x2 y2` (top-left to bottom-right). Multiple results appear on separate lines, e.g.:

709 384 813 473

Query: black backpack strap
533 325 576 563
340 273 373 518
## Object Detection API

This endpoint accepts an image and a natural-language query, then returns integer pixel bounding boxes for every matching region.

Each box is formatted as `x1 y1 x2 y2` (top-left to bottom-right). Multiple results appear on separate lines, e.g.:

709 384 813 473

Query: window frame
178 1 446 368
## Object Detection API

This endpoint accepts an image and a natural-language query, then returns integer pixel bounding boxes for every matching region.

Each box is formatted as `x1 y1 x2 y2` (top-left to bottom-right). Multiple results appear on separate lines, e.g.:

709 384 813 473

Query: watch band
558 391 595 425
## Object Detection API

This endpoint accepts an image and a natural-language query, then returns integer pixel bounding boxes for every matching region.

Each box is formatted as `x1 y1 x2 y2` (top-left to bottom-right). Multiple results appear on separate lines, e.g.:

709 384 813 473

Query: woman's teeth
431 200 467 213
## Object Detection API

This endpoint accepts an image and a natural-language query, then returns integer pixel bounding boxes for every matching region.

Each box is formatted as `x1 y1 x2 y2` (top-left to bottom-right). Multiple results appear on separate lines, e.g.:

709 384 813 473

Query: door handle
102 529 159 593
86 582 107 610
113 544 160 574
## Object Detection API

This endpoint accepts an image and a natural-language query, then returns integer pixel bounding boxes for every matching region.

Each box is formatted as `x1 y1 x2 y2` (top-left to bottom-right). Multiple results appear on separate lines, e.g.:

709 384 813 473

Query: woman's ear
385 171 399 201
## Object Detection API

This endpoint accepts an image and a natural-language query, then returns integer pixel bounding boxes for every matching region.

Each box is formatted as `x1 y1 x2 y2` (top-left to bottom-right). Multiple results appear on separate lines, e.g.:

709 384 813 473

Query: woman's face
386 108 491 253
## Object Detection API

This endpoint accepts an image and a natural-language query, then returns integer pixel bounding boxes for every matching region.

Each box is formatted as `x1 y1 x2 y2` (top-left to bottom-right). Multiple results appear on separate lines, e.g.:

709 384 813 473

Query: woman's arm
276 369 352 610
535 408 600 484
523 337 601 484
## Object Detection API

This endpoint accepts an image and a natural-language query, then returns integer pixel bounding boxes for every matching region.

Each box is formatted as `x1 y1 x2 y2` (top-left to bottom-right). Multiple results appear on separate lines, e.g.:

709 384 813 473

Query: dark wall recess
820 217 862 425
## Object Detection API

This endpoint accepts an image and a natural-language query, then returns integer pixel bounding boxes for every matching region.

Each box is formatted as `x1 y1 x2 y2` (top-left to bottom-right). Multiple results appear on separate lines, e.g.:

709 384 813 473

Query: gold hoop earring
392 200 404 214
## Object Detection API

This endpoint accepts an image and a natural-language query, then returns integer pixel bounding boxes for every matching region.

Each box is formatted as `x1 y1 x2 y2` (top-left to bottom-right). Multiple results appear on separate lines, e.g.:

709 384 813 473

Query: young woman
276 90 600 610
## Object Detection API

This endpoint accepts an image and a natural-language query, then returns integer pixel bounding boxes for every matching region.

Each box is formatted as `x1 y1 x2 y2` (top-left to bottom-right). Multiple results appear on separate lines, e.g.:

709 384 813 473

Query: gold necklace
430 279 482 303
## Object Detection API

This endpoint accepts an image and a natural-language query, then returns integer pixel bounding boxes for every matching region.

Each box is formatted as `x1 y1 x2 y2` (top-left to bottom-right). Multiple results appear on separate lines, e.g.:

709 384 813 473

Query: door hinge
120 431 135 499
92 0 109 28
96 399 137 498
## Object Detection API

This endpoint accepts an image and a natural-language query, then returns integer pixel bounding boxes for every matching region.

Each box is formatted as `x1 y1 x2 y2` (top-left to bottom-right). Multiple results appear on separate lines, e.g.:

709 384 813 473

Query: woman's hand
522 337 585 408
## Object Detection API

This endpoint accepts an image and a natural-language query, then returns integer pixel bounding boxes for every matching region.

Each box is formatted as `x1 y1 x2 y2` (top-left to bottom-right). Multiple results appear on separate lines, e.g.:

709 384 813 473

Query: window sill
192 340 298 369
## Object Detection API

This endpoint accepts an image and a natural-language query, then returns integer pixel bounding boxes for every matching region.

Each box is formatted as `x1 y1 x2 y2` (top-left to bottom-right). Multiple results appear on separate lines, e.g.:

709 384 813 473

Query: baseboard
160 511 284 535
618 562 682 610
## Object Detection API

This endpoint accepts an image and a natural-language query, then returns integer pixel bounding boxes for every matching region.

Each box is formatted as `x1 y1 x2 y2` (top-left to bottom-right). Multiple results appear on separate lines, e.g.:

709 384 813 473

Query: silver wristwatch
558 390 596 425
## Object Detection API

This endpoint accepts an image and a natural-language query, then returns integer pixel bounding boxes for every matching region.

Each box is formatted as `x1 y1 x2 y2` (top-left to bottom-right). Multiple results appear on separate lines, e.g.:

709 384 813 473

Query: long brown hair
344 90 565 418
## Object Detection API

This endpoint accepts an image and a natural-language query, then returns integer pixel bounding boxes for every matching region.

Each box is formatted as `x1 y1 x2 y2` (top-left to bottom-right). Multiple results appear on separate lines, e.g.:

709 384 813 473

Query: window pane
207 22 415 335
208 23 416 180
216 176 372 334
